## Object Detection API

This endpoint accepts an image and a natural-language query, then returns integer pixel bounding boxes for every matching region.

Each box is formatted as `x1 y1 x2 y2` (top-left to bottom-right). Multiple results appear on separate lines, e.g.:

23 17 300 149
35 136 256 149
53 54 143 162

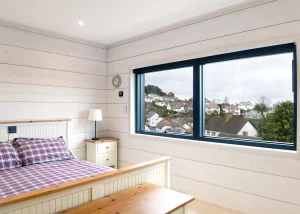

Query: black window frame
134 43 297 151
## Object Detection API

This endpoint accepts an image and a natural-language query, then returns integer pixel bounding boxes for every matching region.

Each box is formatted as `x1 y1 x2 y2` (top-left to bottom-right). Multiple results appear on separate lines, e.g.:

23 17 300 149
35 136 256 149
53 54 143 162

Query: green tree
254 96 270 114
257 101 294 143
218 104 226 117
145 85 168 96
254 103 268 114
168 92 175 97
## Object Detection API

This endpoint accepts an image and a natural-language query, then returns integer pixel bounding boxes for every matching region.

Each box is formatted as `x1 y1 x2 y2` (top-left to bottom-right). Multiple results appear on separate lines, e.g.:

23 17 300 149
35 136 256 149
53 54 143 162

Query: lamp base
92 137 100 140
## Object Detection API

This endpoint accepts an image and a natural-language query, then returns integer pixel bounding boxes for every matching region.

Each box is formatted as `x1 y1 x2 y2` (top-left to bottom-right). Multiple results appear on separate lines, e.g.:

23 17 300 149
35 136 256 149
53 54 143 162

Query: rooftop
206 116 256 134
156 119 182 129
168 102 184 109
146 111 157 118
226 105 240 110
206 103 220 109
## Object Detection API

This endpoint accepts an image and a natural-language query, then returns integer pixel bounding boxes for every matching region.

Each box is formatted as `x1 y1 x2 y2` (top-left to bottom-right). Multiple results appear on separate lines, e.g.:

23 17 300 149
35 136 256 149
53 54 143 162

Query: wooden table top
85 137 119 143
58 182 194 214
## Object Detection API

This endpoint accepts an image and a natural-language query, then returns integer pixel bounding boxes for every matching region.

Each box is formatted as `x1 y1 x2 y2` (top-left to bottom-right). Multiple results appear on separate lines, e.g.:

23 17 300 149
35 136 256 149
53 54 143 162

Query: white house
162 97 176 102
146 111 163 127
225 105 241 115
148 94 163 101
205 102 220 114
238 101 254 111
145 96 155 103
156 119 185 133
205 113 258 138
167 102 185 112
246 110 262 119
155 101 166 107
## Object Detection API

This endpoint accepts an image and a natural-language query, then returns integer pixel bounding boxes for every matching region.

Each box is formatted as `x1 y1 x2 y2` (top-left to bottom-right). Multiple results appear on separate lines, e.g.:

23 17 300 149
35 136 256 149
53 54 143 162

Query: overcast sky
145 53 294 105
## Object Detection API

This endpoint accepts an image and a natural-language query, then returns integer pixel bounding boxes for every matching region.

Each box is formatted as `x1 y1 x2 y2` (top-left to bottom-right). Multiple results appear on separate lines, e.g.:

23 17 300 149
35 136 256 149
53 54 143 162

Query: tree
254 103 268 114
254 96 270 114
260 96 270 106
144 85 167 96
224 96 229 105
218 104 226 117
158 109 168 118
168 92 175 97
257 101 294 143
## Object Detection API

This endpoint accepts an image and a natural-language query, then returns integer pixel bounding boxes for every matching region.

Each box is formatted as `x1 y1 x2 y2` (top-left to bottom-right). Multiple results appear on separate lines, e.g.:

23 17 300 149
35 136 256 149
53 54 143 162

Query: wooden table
58 183 194 214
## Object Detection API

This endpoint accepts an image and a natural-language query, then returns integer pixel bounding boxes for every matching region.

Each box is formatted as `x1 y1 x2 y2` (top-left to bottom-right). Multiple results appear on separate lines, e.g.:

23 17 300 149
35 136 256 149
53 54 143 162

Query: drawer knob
106 147 109 149
106 158 109 161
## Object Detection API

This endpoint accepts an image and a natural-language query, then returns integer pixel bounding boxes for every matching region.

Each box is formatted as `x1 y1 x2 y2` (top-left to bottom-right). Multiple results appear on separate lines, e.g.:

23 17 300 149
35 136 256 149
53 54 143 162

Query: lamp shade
88 109 103 121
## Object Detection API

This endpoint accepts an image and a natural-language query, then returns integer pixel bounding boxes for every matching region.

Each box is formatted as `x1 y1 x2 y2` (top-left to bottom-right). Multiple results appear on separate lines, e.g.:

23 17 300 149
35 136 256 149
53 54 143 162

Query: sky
145 53 294 106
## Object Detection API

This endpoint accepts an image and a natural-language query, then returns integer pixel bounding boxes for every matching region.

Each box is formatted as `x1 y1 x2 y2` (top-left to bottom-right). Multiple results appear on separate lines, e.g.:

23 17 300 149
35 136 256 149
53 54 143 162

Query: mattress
0 159 114 198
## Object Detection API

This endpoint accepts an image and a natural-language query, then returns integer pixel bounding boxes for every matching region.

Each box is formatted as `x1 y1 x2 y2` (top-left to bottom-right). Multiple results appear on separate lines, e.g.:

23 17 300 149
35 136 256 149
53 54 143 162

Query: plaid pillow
13 136 64 144
0 141 22 171
13 137 72 166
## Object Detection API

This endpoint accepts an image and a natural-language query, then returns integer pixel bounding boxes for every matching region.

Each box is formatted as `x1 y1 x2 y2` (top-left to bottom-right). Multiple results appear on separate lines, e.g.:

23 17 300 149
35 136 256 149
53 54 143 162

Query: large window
134 44 297 151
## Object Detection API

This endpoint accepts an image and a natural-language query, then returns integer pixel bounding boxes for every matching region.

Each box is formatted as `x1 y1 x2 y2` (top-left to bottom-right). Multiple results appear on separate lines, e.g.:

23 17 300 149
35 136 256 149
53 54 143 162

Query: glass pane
144 67 193 134
204 53 294 144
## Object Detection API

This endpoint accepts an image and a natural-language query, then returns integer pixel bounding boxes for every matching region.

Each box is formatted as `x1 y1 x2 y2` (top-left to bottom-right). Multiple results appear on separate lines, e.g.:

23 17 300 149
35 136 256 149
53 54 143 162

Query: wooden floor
188 200 241 214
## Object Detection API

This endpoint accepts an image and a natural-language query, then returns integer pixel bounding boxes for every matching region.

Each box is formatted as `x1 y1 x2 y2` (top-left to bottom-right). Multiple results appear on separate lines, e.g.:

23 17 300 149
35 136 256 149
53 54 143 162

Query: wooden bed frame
0 120 173 214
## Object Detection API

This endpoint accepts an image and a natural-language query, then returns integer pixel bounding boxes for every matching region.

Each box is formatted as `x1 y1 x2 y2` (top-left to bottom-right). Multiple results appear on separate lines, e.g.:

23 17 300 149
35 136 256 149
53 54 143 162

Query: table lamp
88 109 102 140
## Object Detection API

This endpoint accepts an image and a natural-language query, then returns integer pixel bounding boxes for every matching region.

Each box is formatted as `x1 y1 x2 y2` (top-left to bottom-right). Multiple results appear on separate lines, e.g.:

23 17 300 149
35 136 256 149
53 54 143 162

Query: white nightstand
85 138 118 169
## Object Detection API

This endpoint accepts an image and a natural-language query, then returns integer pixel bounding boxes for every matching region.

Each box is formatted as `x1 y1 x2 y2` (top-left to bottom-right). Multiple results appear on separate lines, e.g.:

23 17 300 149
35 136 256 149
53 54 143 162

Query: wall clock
112 75 122 88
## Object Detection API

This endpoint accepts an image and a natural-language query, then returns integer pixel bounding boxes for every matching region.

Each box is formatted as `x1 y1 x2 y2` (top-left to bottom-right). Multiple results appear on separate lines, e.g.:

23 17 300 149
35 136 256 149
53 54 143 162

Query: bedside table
85 138 118 169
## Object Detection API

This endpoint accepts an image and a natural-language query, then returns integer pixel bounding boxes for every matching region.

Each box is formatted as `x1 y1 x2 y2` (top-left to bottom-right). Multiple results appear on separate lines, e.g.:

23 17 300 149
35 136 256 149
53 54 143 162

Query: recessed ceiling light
78 21 84 26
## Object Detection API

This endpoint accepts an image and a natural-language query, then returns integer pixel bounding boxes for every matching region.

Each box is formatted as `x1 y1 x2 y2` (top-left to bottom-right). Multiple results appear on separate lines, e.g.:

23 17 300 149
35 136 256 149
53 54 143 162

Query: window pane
204 53 294 144
144 67 193 134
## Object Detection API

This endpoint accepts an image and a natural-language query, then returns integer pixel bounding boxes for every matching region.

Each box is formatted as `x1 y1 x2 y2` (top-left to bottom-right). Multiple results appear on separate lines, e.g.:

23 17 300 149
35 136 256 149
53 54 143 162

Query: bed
0 119 172 214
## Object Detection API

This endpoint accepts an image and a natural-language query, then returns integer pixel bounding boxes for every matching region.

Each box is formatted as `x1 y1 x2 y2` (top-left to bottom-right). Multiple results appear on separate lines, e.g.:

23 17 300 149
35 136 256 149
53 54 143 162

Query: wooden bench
58 183 194 214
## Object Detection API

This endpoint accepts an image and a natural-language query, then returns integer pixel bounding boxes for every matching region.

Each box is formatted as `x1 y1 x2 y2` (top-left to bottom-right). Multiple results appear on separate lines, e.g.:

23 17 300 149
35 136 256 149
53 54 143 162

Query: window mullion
293 50 297 151
199 64 205 138
193 64 201 139
136 74 145 132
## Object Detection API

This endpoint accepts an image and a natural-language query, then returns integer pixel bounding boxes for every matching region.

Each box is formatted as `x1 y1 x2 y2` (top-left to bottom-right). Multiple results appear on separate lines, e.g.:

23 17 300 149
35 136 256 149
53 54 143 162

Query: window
134 43 297 151
204 53 295 144
143 67 193 134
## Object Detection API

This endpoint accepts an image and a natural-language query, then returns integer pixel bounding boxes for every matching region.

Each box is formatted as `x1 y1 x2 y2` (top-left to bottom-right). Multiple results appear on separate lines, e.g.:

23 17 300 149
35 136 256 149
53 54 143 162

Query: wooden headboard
0 119 71 146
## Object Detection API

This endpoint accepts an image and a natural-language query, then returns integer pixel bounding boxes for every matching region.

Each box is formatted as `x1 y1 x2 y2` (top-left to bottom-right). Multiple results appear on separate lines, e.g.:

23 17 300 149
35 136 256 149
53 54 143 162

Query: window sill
130 132 299 159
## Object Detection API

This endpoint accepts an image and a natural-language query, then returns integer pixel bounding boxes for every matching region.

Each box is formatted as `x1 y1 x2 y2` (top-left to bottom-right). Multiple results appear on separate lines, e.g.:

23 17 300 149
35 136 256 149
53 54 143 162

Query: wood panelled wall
2 0 300 213
0 21 108 159
107 0 300 213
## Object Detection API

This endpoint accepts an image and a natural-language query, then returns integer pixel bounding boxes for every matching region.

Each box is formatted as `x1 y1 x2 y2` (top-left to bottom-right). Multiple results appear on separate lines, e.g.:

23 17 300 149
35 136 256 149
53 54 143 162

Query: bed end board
0 157 172 213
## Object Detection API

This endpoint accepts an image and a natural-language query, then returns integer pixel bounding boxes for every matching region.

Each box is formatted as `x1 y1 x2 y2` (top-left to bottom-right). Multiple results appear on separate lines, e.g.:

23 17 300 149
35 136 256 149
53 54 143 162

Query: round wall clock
112 75 122 88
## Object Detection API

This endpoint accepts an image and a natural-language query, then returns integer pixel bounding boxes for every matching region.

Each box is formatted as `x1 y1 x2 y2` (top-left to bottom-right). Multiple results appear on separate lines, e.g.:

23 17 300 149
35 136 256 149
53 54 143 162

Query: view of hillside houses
144 89 193 134
144 85 294 143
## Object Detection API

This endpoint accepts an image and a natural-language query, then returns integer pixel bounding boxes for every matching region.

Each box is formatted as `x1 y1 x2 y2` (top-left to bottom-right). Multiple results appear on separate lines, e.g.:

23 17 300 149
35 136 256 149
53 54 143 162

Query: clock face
112 75 122 88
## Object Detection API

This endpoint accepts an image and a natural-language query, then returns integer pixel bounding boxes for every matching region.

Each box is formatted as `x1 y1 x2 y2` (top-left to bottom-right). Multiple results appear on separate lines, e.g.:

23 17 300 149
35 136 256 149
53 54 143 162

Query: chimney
225 113 232 122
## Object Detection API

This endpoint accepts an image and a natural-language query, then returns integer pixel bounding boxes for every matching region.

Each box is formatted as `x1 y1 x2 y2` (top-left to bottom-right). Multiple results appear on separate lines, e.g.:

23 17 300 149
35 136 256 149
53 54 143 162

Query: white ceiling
0 0 249 46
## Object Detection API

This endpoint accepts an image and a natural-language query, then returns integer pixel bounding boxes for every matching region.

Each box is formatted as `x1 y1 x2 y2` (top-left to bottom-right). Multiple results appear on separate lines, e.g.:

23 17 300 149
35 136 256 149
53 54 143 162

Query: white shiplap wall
0 21 108 160
107 0 300 213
